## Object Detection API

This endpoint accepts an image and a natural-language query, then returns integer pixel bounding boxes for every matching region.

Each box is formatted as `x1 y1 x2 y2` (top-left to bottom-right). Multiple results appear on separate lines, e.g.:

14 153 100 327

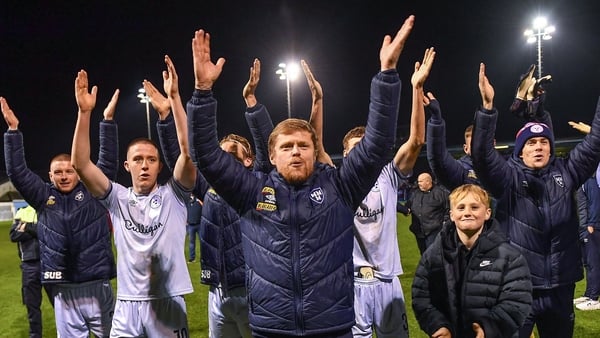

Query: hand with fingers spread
380 15 415 71
192 29 225 90
243 58 261 108
102 89 120 121
0 97 19 130
143 79 171 120
411 47 436 89
75 69 98 114
478 63 494 110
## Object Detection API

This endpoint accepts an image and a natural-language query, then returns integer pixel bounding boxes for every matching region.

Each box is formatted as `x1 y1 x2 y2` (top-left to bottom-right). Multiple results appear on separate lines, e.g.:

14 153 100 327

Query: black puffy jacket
412 220 532 338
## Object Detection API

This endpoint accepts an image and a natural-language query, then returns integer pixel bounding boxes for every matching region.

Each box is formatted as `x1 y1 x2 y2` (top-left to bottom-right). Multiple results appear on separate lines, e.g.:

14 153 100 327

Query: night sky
1 0 599 183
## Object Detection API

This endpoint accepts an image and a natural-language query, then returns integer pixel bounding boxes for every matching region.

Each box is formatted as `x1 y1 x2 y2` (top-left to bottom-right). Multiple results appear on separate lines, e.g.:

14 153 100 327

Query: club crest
553 174 564 188
310 187 324 204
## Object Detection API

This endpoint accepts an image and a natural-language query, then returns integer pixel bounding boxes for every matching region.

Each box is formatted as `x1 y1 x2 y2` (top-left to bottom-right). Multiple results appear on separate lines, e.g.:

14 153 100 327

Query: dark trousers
519 283 575 338
417 229 442 256
187 223 201 260
583 230 600 299
21 260 53 338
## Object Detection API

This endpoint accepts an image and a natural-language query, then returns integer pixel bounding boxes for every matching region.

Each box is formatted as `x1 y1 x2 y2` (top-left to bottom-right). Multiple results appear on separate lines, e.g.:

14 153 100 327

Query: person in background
397 172 449 254
9 204 54 338
412 184 532 338
186 194 203 263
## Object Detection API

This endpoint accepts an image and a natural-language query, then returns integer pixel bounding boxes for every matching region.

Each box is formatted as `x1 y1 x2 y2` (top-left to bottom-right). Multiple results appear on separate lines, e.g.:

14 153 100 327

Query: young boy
412 184 532 338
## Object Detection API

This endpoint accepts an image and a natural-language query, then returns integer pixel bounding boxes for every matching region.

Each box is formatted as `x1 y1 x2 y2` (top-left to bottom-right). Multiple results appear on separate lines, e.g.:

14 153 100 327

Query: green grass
0 216 598 337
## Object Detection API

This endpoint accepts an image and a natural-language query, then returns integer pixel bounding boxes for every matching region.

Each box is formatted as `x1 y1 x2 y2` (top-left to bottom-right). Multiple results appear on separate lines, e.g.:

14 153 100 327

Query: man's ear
124 161 130 172
244 157 253 168
463 144 468 154
269 153 275 165
485 208 492 220
48 171 53 182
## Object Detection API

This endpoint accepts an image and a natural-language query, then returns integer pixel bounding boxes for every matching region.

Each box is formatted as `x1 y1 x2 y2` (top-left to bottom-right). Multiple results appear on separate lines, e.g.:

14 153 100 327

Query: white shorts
352 276 409 338
208 285 252 338
110 296 188 338
54 279 114 338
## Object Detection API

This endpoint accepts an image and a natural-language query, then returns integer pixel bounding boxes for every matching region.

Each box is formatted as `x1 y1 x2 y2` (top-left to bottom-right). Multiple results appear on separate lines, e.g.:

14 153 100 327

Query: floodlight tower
524 16 555 78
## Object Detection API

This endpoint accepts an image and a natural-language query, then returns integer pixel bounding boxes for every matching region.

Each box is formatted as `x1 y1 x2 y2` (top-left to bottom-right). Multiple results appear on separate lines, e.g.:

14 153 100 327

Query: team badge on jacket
256 186 277 211
310 187 324 204
553 174 564 188
75 191 84 201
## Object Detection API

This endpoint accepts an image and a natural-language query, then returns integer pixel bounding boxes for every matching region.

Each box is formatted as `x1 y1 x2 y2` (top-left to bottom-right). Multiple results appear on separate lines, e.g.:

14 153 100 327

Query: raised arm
243 58 274 173
394 47 435 175
162 55 196 190
340 15 414 208
97 89 119 181
71 70 111 197
147 79 179 171
471 63 511 198
302 59 333 166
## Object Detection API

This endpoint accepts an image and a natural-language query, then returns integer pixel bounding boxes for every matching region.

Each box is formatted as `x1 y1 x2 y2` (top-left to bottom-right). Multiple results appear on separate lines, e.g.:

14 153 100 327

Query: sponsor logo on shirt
124 219 164 236
355 203 383 221
256 186 277 212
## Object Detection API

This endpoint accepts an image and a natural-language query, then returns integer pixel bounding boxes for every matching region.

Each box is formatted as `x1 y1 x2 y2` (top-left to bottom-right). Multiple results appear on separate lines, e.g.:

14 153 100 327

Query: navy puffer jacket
471 99 600 288
4 121 117 284
189 70 400 335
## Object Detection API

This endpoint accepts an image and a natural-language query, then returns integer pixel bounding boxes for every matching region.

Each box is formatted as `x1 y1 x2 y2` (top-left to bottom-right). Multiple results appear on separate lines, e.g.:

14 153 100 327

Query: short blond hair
449 184 490 209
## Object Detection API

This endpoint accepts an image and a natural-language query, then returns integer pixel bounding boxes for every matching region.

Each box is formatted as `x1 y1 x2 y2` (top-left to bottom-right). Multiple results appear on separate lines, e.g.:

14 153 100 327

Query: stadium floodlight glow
523 16 555 78
137 88 152 140
276 62 299 118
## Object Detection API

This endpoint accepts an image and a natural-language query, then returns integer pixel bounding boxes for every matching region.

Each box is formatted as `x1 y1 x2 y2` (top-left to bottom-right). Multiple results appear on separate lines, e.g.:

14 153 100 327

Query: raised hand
516 64 536 100
478 63 494 110
163 55 180 99
143 79 171 120
192 29 225 90
302 60 323 102
243 58 261 107
568 121 591 135
379 15 415 71
0 97 19 130
103 89 120 121
411 47 436 88
75 70 97 114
